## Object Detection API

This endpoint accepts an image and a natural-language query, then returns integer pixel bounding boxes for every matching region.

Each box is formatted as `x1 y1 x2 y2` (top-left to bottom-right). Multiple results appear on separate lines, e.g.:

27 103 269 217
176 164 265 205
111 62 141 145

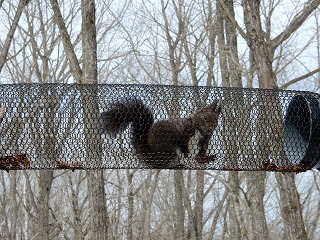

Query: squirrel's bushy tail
101 98 154 155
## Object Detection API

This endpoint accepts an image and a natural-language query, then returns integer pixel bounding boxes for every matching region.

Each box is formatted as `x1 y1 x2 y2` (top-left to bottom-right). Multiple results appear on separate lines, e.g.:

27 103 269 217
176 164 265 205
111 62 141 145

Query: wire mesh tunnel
0 83 320 172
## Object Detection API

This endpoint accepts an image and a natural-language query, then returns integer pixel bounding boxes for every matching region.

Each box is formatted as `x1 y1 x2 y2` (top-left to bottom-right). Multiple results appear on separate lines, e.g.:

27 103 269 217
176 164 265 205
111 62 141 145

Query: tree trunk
35 87 57 240
87 171 109 238
68 173 84 240
81 0 97 83
9 171 18 240
127 170 134 240
246 173 270 240
224 0 242 88
216 0 229 87
276 173 308 239
37 170 54 240
206 0 217 86
174 170 185 239
217 1 248 238
228 172 247 239
241 1 310 239
81 0 109 239
194 170 204 240
242 0 277 88
141 170 160 240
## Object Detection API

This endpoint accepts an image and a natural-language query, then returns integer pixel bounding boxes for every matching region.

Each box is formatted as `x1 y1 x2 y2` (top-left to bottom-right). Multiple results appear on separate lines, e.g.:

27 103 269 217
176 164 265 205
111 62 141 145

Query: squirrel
101 98 222 167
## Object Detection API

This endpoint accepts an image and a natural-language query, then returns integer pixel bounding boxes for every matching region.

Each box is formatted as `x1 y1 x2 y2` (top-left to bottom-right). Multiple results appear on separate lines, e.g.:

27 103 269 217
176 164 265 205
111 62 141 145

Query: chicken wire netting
0 83 320 172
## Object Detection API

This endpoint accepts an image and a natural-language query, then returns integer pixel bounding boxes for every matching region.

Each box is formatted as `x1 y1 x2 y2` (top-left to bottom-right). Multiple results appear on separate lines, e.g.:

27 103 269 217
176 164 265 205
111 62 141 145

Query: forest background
0 0 320 239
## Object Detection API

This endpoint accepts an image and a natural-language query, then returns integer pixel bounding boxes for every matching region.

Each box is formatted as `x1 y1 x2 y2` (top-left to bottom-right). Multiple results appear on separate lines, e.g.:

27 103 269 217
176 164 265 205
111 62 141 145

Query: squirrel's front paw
196 154 216 163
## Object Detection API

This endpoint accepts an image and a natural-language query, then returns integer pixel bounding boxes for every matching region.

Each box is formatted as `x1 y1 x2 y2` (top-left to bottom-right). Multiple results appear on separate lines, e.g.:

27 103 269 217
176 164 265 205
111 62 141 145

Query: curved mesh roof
0 83 319 172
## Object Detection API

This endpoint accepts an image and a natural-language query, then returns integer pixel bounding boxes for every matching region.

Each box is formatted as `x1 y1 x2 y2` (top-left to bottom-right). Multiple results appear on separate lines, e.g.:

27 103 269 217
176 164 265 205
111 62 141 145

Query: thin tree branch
49 0 83 82
97 50 138 62
280 67 320 89
0 0 31 73
272 0 320 50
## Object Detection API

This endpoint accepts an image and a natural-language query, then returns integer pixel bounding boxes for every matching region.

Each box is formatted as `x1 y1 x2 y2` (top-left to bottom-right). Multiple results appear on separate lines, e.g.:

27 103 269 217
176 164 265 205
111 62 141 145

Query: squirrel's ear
210 100 218 108
210 100 222 114
216 103 222 114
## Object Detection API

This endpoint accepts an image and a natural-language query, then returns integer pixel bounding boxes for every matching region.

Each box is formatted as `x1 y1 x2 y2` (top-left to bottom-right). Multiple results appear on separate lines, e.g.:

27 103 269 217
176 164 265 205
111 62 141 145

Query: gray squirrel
101 98 221 167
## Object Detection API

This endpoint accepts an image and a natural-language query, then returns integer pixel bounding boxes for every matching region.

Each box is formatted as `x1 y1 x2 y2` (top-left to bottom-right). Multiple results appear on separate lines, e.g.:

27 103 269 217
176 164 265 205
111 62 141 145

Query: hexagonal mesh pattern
0 84 319 172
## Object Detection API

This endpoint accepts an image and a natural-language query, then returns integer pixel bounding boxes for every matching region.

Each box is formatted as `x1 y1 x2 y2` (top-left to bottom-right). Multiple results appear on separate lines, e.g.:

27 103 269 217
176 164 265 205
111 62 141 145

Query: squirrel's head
194 100 222 135
209 100 222 115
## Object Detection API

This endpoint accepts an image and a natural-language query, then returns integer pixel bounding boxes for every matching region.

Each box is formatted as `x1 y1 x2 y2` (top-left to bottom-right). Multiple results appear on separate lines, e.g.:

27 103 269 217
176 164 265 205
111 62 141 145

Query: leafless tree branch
0 0 31 73
280 67 320 89
49 0 83 82
272 0 320 49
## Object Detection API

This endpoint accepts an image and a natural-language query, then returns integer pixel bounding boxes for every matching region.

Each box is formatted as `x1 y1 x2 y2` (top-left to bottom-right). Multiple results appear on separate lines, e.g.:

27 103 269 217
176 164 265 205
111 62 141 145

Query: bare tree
49 0 109 238
80 1 109 238
9 171 18 239
239 0 319 238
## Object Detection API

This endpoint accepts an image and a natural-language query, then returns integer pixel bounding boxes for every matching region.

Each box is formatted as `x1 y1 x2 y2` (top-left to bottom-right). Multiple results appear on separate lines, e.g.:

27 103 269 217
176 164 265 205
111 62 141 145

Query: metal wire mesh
1 83 319 172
